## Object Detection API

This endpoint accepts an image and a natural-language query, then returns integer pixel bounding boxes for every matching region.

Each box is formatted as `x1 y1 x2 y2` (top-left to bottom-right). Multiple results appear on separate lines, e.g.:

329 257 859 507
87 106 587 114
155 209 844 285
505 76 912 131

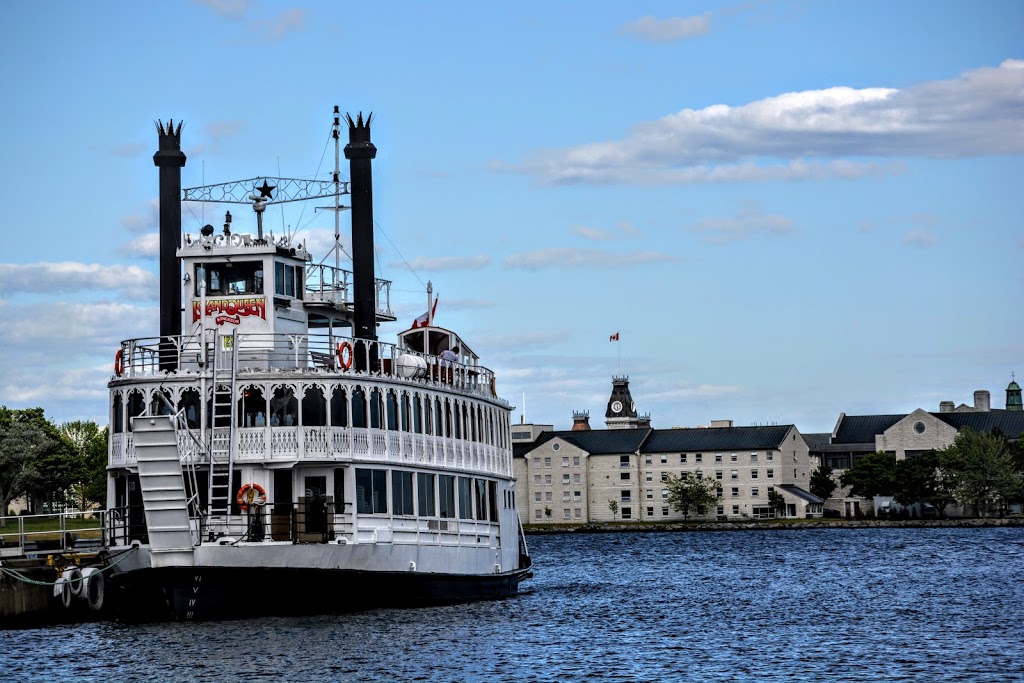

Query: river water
4 527 1023 682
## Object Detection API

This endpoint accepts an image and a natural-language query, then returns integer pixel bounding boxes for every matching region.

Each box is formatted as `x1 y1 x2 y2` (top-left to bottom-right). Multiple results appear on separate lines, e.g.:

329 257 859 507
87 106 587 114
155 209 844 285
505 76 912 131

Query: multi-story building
512 377 822 524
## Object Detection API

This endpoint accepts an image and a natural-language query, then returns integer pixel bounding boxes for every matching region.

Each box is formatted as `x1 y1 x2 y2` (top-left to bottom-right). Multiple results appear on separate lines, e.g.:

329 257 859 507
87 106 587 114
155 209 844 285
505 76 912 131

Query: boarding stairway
132 415 197 567
207 329 238 527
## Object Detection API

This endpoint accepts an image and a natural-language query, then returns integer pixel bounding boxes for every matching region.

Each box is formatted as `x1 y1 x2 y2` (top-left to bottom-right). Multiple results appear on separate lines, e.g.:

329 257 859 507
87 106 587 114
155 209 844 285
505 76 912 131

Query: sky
0 0 1021 435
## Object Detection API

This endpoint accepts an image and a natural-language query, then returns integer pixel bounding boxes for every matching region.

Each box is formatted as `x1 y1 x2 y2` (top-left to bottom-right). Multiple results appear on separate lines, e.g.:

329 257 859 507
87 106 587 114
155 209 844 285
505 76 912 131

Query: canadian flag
609 332 619 342
412 296 438 329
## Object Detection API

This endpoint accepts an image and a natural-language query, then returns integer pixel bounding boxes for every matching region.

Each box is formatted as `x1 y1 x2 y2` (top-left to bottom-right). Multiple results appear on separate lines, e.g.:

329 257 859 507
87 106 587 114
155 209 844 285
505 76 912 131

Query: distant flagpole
609 331 620 371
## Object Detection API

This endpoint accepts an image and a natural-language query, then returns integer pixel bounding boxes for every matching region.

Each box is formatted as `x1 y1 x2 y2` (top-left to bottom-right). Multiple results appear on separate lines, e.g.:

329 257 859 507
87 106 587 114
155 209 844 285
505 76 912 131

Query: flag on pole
412 296 438 329
609 332 619 342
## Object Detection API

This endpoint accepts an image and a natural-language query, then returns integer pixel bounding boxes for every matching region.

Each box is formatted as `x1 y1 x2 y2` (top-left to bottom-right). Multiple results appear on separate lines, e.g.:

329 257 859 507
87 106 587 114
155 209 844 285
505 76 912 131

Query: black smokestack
154 120 186 371
344 112 377 371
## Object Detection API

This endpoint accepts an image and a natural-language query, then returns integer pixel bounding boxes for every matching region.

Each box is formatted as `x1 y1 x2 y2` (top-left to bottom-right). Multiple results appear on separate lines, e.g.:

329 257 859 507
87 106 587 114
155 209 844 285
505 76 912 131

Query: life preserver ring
114 349 124 377
236 483 267 512
337 341 353 370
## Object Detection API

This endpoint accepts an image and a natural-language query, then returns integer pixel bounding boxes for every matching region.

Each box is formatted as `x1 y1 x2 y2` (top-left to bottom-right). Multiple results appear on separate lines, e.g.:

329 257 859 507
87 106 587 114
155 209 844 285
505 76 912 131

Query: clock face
611 400 623 413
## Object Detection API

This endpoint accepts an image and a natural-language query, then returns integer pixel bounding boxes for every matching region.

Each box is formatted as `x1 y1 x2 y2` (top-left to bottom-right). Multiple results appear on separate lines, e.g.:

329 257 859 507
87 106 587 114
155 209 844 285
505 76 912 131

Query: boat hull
110 565 530 621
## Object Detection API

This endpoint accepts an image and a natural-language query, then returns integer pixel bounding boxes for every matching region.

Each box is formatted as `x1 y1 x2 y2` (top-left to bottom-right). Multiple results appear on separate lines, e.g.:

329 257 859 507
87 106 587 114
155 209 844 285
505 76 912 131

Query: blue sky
1 0 1021 433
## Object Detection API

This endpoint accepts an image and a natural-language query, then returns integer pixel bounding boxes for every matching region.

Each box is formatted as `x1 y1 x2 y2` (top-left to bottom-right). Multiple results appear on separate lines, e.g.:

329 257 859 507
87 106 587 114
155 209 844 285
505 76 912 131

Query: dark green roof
934 411 1024 439
643 425 792 452
833 415 905 444
513 429 651 458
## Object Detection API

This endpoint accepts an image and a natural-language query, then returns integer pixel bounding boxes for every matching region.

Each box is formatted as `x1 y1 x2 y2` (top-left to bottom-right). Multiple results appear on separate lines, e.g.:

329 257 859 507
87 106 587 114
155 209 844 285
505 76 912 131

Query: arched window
112 393 124 433
423 394 432 435
445 399 453 437
302 386 327 427
453 402 462 440
413 393 423 433
150 390 172 416
126 390 145 432
369 388 382 429
401 393 411 432
434 397 443 436
386 391 398 431
351 386 367 428
331 386 348 427
179 388 201 429
239 386 267 427
270 386 298 427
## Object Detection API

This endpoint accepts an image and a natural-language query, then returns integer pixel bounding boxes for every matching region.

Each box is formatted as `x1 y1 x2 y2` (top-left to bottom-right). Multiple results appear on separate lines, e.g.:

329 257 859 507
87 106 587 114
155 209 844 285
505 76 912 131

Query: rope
0 546 139 587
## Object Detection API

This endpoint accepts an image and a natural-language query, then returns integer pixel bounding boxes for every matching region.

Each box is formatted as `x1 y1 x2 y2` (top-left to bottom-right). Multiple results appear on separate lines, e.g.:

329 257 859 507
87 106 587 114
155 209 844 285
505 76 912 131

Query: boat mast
154 119 187 372
345 111 377 372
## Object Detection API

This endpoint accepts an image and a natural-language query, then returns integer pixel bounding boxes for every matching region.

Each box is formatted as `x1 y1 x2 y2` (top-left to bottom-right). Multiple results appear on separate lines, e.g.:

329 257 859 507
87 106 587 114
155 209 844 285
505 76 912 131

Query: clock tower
605 375 641 429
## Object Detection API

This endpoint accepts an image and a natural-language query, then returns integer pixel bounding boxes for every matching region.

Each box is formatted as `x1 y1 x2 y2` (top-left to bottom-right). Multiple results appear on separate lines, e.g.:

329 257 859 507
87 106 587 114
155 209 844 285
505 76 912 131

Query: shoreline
524 517 1024 535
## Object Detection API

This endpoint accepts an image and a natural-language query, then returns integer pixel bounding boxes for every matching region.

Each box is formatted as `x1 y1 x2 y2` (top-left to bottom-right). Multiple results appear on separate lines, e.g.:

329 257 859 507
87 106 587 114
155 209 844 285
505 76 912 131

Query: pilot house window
275 262 304 299
196 261 264 296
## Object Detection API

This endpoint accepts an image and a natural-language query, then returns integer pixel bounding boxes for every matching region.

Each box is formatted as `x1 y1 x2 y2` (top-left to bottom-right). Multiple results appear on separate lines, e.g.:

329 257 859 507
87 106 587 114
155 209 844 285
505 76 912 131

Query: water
4 527 1023 682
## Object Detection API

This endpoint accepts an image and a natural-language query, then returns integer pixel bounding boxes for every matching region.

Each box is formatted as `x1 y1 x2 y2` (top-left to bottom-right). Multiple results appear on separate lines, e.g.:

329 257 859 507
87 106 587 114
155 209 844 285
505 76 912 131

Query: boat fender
236 483 267 512
114 349 124 377
54 576 73 609
336 341 353 370
81 567 105 612
63 567 84 596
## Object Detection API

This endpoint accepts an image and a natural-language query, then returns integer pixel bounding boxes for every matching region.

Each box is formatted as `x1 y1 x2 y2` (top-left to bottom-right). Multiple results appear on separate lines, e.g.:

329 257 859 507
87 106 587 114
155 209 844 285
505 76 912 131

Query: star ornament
256 179 276 199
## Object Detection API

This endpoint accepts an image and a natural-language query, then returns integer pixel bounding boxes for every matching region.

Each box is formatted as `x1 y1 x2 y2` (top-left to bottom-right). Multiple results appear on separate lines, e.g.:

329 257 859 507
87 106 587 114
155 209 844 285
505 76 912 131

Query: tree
666 471 721 521
607 500 618 520
809 464 838 500
768 489 787 517
938 428 1023 517
892 450 955 518
840 452 899 498
61 421 108 508
0 408 52 525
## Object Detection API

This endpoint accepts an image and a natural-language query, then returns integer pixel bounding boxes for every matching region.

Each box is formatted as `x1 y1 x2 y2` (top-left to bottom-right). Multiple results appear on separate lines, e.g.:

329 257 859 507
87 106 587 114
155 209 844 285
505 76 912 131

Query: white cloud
902 229 939 248
118 233 160 259
194 0 249 20
571 225 615 241
620 14 711 42
503 247 674 270
0 262 156 297
0 300 157 349
401 255 492 271
121 198 159 232
511 60 1024 185
688 202 796 244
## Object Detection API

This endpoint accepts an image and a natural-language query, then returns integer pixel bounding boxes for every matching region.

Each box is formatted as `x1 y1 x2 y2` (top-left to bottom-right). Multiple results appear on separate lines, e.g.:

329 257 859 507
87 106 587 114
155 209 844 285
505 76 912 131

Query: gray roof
933 411 1024 439
779 484 825 504
802 432 832 450
513 428 651 458
643 425 792 452
833 415 905 444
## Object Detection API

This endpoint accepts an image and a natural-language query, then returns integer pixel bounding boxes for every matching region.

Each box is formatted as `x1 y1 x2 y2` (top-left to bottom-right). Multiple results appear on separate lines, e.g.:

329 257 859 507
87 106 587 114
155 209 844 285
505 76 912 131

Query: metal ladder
207 328 238 526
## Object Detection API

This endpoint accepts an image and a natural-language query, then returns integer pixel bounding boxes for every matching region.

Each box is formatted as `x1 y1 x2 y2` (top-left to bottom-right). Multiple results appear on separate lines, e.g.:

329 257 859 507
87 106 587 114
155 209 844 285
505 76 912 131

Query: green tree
666 471 721 520
62 421 108 509
892 450 955 518
840 452 899 498
809 464 838 500
938 428 1023 517
768 489 787 517
607 500 618 520
0 407 53 525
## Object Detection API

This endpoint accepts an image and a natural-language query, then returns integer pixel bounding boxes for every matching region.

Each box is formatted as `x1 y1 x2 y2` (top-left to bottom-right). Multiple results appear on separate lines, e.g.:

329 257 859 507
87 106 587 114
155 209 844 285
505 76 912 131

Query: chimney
939 401 955 413
154 120 186 372
344 112 377 371
974 390 991 412
571 410 591 431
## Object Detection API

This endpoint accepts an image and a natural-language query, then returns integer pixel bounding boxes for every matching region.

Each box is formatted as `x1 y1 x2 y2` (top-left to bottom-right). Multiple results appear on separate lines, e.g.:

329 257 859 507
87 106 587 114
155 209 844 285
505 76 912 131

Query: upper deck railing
304 262 393 318
114 332 498 399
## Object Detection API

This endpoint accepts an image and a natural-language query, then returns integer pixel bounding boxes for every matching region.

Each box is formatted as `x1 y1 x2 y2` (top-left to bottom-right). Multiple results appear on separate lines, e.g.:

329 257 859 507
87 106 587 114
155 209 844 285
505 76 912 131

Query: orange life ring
236 483 267 512
337 341 353 370
114 349 124 377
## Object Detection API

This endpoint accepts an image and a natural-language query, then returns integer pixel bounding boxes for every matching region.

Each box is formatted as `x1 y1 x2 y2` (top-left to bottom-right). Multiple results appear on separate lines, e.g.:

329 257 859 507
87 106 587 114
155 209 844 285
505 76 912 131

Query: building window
662 507 669 516
716 505 724 516
573 456 580 467
731 470 738 479
730 453 738 462
750 452 758 462
914 421 926 434
645 455 652 465
716 488 723 498
660 489 668 500
621 490 631 503
534 492 541 502
695 454 703 463
545 492 552 502
573 491 581 501
534 510 542 519
732 505 740 515
731 487 739 497
544 457 551 467
574 508 582 518
767 451 774 461
562 457 569 467
552 443 561 451
562 491 570 501
620 455 630 468
533 475 540 485
564 474 571 483
661 455 668 464
751 470 758 479
544 475 552 485
679 454 687 464
621 507 632 520
620 472 630 481
532 457 541 468
752 487 759 497
767 469 774 479
646 489 654 500
660 472 668 482
715 470 723 480
646 472 653 482
573 473 581 484
563 509 571 519
715 453 723 462
647 506 654 516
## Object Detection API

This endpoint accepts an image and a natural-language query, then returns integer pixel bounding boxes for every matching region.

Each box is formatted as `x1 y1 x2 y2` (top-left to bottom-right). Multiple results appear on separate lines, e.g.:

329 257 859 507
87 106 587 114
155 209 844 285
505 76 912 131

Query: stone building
512 377 822 524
